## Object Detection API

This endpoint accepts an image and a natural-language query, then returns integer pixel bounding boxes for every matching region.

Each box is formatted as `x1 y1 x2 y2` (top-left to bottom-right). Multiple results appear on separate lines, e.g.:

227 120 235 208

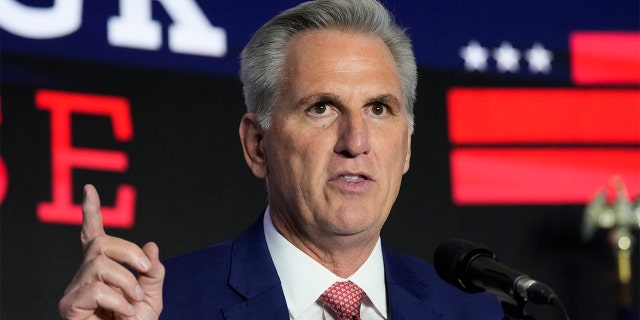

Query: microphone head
433 238 496 293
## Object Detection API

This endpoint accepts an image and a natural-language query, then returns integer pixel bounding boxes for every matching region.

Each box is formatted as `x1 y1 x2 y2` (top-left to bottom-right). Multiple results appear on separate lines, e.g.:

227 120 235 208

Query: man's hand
59 185 165 320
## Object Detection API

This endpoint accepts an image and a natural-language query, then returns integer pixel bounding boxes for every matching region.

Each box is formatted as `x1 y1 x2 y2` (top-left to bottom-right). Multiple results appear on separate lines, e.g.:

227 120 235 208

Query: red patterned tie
320 280 366 320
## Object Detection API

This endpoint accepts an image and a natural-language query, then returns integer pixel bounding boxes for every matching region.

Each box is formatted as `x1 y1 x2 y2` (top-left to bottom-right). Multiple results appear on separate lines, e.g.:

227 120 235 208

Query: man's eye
370 103 387 116
308 102 330 115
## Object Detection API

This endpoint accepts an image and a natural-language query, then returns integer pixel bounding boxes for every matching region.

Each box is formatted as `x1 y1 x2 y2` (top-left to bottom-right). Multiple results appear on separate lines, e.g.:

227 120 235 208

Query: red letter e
37 90 136 228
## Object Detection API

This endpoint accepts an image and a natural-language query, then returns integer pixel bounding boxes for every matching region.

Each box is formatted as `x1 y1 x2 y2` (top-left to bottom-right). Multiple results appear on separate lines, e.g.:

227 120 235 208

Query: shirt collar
263 207 387 318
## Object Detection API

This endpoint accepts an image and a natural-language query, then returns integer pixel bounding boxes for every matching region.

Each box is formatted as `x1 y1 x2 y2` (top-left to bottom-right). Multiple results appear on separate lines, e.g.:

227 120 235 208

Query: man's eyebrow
297 93 340 107
366 94 401 106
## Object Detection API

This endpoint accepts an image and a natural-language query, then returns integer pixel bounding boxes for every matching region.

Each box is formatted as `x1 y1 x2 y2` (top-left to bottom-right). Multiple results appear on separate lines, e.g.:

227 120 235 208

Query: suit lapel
221 286 289 319
383 246 439 319
222 217 290 320
387 282 438 319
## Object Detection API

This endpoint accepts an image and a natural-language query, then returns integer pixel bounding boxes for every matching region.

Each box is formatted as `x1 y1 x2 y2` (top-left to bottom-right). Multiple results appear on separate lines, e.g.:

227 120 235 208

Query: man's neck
269 210 380 278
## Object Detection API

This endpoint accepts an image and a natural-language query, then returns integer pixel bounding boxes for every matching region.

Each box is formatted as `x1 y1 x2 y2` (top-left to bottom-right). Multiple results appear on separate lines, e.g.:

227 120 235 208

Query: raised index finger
81 184 106 250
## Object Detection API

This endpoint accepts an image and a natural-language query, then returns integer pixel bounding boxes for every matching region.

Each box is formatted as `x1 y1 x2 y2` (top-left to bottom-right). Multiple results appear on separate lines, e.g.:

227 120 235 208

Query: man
59 0 502 319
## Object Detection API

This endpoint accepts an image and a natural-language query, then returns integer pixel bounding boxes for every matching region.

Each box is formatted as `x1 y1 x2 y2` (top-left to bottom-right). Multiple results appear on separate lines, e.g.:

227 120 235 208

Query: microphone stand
492 289 534 320
493 281 570 320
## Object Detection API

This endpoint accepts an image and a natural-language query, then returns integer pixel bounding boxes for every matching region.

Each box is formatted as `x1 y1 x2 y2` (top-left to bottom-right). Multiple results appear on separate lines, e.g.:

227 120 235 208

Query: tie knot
320 281 366 320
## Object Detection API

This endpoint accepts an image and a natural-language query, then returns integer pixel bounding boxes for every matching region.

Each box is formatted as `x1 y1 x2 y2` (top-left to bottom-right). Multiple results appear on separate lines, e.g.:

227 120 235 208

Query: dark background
1 1 638 319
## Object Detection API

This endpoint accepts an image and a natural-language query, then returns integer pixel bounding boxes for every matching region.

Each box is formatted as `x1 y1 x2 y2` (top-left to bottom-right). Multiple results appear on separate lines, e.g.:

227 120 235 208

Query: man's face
256 29 411 244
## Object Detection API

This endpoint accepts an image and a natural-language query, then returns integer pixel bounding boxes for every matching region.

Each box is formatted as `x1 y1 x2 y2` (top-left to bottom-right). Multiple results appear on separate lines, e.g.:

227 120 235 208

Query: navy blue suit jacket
161 217 503 319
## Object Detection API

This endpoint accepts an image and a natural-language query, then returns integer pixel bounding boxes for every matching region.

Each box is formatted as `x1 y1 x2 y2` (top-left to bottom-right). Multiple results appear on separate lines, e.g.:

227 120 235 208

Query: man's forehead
286 28 393 58
284 29 398 76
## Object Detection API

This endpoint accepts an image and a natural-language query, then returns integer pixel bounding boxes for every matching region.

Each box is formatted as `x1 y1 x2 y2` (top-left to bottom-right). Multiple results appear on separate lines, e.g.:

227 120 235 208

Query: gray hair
240 0 417 132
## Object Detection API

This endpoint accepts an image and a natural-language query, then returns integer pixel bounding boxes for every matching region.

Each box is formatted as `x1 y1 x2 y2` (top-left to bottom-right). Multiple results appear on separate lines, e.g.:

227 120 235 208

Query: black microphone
433 238 557 305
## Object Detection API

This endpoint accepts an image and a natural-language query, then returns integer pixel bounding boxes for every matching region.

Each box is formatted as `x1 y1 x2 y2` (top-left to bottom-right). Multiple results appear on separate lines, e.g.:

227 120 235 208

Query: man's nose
334 112 370 157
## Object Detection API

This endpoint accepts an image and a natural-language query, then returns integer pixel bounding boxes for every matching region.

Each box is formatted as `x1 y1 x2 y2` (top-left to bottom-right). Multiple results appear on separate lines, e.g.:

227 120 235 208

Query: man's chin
322 215 382 237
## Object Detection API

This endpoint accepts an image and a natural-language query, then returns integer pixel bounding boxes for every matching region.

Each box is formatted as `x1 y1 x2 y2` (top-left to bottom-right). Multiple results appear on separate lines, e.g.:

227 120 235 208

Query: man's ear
239 113 268 179
403 130 412 174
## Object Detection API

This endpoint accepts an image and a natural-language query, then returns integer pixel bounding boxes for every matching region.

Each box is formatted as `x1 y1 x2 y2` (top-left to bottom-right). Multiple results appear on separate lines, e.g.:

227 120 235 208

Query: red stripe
448 88 640 144
570 32 640 85
450 148 640 205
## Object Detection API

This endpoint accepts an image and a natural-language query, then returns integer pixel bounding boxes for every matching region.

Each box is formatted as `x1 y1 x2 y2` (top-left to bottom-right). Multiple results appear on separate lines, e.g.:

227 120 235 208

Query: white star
525 42 553 74
493 42 521 73
460 40 489 72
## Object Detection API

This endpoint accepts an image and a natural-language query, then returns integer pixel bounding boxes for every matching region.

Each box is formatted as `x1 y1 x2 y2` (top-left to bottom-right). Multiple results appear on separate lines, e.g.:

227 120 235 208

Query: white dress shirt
264 208 388 320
